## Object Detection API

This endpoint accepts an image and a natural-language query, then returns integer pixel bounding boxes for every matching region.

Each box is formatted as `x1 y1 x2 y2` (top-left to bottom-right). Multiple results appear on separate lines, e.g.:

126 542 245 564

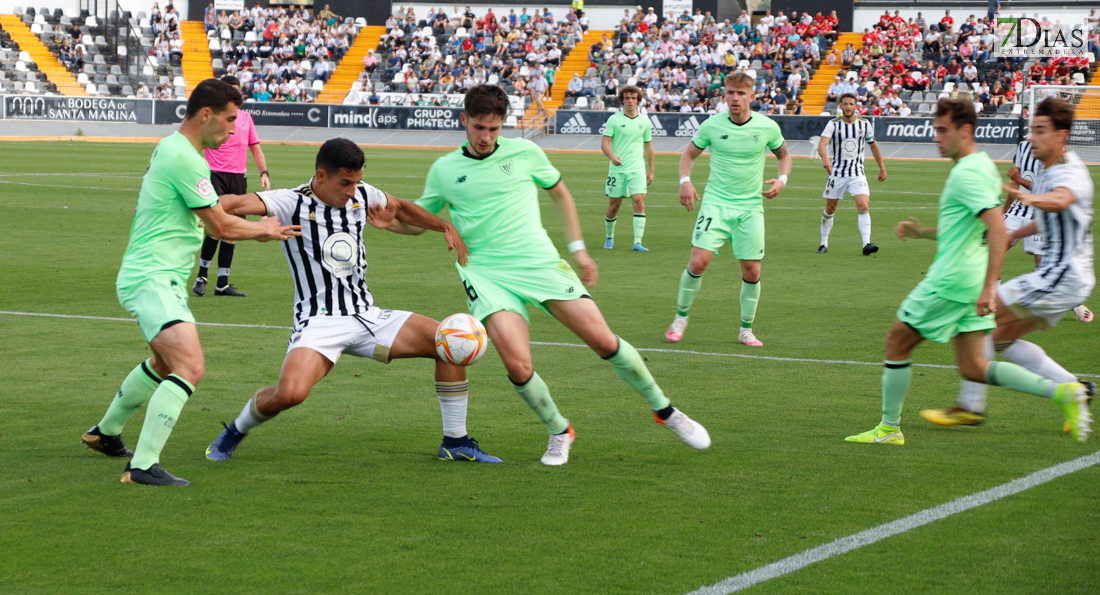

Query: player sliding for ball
204 139 503 464
377 85 710 466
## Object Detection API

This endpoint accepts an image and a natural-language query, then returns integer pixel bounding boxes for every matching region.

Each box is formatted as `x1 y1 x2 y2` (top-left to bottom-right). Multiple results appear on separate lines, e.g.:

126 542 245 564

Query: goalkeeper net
1027 85 1100 164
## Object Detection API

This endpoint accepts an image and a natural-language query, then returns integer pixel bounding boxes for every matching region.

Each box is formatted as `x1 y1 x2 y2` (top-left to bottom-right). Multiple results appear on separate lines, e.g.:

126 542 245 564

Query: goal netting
1027 85 1100 164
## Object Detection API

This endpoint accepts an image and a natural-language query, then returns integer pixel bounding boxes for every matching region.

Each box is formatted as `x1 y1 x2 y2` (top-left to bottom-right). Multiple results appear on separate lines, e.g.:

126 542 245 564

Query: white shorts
288 307 414 364
823 175 870 200
998 272 1088 329
1003 213 1046 256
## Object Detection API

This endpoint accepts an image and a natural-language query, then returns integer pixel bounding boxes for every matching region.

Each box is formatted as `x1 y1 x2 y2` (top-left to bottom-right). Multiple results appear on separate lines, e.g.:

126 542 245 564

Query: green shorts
458 259 586 322
605 170 646 198
117 275 195 343
897 282 994 344
690 201 765 260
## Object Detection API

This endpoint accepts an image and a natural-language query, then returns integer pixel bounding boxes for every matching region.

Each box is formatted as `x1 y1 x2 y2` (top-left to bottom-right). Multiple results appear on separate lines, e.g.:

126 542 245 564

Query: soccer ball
435 313 488 366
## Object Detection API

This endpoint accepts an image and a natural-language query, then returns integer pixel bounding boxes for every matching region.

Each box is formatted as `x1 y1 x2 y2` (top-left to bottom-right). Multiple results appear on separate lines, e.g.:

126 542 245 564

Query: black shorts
211 170 247 196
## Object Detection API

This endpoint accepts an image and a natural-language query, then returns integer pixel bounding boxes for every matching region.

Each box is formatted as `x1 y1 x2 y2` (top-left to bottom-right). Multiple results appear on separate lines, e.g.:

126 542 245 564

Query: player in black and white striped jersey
1003 140 1046 265
203 139 503 464
816 93 888 255
923 98 1094 432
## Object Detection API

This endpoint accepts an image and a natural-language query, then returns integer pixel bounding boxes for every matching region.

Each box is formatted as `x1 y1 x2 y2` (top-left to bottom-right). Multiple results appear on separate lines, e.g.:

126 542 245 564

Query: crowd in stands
202 2 356 102
822 9 1098 117
352 4 587 109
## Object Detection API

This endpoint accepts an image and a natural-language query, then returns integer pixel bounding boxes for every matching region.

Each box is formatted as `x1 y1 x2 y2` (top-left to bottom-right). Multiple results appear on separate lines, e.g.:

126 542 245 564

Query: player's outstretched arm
869 141 887 182
547 181 598 287
1012 184 1076 212
678 143 703 211
195 203 300 242
376 195 469 266
895 216 937 241
977 207 1007 315
218 193 268 217
762 143 791 199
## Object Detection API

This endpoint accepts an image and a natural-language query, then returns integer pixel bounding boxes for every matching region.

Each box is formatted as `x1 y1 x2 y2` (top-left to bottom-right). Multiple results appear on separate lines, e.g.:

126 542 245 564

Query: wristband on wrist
778 174 788 184
678 175 691 185
261 171 270 176
567 240 586 253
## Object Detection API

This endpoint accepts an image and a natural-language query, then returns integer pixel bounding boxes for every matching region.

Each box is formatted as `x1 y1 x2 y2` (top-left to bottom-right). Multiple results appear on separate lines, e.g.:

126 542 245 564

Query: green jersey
603 111 652 174
417 137 563 267
922 151 1002 303
690 112 784 210
117 132 217 287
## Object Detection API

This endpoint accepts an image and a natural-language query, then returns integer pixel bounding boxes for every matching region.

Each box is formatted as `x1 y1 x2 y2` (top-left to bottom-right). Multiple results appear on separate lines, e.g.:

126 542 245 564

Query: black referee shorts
211 170 248 196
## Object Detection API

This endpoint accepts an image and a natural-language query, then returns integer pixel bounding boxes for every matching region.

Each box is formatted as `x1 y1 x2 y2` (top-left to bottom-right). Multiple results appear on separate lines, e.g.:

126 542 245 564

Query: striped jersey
1032 151 1094 295
1005 141 1044 218
258 180 388 325
821 116 875 178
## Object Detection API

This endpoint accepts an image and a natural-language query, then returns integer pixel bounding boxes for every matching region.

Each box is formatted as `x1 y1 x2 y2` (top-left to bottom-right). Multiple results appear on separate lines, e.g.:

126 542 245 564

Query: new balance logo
720 135 729 140
560 113 591 134
675 116 702 137
649 114 668 137
456 175 467 184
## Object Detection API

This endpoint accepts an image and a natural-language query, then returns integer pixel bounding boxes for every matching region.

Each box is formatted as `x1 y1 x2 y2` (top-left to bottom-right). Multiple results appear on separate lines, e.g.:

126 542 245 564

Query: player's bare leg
114 323 205 485
485 311 573 465
737 259 763 346
667 247 714 342
547 298 710 449
818 198 839 252
630 193 648 251
853 194 877 255
604 197 623 249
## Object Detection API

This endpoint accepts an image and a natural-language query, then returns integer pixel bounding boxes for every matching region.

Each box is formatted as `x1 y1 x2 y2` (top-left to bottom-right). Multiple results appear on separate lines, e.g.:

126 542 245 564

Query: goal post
1027 85 1100 164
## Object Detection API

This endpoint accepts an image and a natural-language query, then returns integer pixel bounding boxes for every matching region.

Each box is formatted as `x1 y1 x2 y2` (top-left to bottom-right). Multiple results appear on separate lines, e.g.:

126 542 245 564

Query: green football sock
677 268 703 316
985 361 1056 399
130 374 193 471
633 214 646 245
97 359 162 436
740 279 761 328
881 360 912 425
605 337 672 411
511 372 569 435
605 217 617 239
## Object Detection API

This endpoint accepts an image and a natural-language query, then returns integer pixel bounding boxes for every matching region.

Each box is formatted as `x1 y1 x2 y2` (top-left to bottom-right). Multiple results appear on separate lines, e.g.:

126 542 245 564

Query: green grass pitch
0 140 1097 594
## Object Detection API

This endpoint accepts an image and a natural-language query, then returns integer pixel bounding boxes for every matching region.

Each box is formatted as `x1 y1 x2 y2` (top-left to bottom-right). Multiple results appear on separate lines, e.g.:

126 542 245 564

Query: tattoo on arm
772 144 789 159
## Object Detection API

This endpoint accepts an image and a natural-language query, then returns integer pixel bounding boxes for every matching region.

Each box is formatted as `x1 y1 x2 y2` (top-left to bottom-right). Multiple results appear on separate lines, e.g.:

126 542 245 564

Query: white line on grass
0 310 986 373
2 310 1090 377
685 449 1100 595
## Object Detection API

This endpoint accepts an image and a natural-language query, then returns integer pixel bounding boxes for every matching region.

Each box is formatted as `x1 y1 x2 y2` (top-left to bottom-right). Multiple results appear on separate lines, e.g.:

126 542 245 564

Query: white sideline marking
0 310 979 373
685 449 1100 595
0 310 1089 376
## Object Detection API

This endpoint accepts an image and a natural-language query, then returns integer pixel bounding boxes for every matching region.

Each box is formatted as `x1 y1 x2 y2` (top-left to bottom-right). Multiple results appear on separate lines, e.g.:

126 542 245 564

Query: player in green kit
601 85 654 252
80 79 300 485
845 98 1088 446
379 85 710 466
666 72 791 347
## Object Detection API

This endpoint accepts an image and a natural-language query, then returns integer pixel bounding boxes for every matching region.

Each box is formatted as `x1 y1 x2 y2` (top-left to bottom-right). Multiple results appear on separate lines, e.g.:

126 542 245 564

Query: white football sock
820 210 834 246
858 210 872 245
233 396 271 434
957 335 993 413
437 381 469 439
1001 340 1077 384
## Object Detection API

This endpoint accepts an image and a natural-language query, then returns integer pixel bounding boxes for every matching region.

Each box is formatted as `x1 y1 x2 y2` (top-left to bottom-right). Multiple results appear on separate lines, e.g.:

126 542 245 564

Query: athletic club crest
499 160 514 175
751 132 761 143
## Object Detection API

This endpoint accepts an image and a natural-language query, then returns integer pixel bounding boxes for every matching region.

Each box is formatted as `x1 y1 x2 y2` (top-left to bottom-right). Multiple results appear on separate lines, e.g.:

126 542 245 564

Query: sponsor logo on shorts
289 332 302 344
197 177 213 198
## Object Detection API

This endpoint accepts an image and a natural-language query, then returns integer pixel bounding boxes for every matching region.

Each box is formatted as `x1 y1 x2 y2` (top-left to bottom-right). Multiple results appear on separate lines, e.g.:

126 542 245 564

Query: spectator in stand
591 95 605 110
204 3 217 33
363 49 377 73
898 101 911 116
840 43 855 67
962 60 978 85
